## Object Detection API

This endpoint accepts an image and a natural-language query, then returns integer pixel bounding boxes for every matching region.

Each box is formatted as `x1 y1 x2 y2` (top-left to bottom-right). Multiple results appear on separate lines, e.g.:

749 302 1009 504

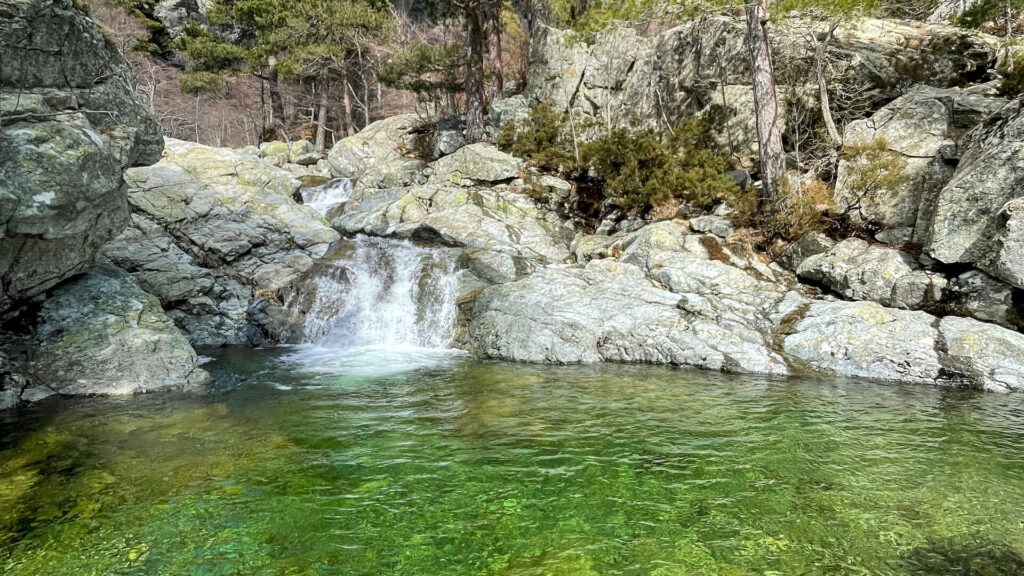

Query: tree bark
267 67 288 140
814 23 842 150
314 70 330 153
524 0 548 37
745 0 786 203
465 3 487 143
341 63 355 137
485 0 504 103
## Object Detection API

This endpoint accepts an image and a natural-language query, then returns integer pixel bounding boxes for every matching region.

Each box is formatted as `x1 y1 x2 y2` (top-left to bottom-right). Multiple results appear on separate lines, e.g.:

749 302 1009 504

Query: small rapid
301 178 352 216
282 235 464 377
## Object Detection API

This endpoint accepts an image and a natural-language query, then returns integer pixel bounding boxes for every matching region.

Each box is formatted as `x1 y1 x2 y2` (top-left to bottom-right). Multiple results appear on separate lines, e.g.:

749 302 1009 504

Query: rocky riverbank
3 0 1024 410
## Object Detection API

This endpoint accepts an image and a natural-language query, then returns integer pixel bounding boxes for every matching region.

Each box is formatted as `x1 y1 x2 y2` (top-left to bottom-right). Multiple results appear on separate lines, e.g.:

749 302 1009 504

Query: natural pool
2 347 1024 575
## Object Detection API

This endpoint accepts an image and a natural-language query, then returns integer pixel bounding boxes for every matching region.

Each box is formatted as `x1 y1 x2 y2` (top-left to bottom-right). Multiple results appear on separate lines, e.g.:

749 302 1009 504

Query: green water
2 348 1024 575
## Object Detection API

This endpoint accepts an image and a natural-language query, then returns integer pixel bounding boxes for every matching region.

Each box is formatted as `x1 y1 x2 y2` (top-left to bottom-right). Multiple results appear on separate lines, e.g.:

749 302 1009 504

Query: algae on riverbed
2 349 1024 575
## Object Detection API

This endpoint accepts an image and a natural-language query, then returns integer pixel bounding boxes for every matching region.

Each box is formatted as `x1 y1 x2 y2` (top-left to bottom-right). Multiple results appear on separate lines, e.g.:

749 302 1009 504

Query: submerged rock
27 263 210 397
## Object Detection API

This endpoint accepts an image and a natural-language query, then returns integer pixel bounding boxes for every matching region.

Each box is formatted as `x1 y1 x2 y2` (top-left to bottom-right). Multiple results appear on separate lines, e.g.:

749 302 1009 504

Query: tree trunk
314 70 330 153
341 64 355 137
815 23 842 150
267 67 288 140
486 0 504 103
465 3 487 143
524 0 548 37
745 0 786 203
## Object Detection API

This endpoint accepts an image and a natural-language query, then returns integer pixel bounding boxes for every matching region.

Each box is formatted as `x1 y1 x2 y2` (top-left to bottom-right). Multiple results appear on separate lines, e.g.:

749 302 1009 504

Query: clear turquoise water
2 347 1024 575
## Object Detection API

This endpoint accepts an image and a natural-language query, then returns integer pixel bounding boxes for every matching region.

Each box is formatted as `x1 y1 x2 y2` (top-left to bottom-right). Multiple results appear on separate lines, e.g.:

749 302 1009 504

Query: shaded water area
2 354 1024 575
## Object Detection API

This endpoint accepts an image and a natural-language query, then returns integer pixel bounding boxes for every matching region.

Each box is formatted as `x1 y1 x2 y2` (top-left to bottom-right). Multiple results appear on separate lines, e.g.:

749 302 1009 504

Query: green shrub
501 105 746 215
581 119 743 212
497 103 580 175
765 179 834 241
836 138 911 221
998 54 1024 96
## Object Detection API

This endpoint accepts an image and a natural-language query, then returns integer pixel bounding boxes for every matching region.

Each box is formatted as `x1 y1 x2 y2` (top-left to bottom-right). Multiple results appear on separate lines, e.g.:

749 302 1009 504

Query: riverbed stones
28 263 210 396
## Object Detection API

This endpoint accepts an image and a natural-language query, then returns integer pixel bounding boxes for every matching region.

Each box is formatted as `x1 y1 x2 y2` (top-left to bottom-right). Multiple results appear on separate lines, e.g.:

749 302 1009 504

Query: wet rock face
102 139 340 346
0 0 163 312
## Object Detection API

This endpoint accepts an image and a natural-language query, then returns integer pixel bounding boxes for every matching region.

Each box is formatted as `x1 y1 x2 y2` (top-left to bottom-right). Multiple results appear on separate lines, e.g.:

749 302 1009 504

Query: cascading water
301 178 352 216
281 235 464 377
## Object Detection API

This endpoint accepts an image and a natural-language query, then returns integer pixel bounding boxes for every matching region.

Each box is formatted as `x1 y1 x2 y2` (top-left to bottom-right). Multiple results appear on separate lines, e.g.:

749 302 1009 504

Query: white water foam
282 235 464 377
301 178 352 216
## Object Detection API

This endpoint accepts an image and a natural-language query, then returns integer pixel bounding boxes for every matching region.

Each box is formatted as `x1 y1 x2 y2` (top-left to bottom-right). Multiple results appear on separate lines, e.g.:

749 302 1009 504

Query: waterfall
281 235 463 376
301 178 352 217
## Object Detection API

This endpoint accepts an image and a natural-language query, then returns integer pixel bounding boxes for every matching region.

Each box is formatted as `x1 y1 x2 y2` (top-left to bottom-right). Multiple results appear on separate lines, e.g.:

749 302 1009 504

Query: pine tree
177 0 392 148
380 0 503 144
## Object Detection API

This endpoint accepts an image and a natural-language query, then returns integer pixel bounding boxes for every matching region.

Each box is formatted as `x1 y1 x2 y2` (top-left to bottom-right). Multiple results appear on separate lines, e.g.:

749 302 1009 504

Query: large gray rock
797 238 946 310
944 270 1023 331
926 107 1024 284
332 181 574 264
984 197 1024 289
782 301 943 384
928 0 983 23
834 84 1017 242
430 143 520 185
326 114 427 187
0 0 163 312
103 139 340 346
154 0 212 38
777 232 835 272
466 258 790 375
26 263 210 397
939 316 1024 393
833 86 957 234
